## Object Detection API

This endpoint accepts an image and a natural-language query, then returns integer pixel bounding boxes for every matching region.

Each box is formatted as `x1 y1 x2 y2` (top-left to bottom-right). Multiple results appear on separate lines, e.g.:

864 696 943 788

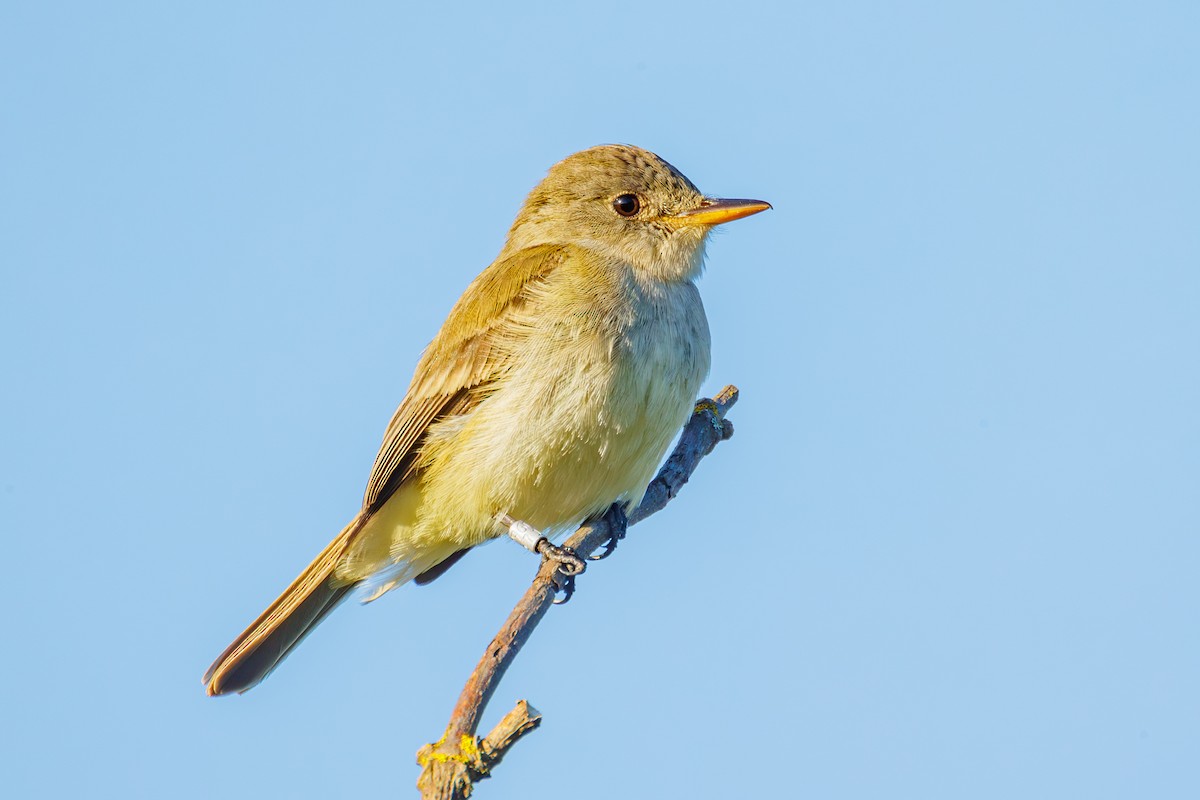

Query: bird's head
505 145 770 283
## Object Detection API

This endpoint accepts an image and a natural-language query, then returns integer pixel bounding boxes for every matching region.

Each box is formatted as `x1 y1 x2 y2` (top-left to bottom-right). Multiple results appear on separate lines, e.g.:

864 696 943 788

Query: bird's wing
361 243 566 513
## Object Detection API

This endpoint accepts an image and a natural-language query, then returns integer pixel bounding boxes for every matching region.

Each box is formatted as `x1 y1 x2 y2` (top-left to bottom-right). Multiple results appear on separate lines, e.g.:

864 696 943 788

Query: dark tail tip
203 582 352 696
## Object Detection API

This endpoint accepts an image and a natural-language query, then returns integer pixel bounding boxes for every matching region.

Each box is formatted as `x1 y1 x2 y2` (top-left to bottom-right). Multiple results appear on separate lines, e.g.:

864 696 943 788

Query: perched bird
203 145 769 695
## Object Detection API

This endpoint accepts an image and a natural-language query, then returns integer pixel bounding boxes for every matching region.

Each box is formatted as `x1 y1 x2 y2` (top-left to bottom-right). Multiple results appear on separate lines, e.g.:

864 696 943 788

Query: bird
203 144 769 695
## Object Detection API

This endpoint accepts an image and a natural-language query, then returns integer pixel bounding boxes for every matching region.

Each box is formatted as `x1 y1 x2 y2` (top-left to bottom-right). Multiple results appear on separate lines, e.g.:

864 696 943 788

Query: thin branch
416 385 739 799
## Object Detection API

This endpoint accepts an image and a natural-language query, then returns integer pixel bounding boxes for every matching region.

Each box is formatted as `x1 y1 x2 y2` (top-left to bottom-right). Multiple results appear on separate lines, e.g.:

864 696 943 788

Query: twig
415 385 739 799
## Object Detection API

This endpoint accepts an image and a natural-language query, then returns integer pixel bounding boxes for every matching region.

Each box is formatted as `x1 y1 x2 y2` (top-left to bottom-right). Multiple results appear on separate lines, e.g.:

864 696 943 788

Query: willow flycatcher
203 144 769 695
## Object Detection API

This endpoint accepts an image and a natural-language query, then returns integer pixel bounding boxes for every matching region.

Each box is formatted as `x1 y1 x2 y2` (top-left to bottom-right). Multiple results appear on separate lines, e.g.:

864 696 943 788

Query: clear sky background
2 2 1197 798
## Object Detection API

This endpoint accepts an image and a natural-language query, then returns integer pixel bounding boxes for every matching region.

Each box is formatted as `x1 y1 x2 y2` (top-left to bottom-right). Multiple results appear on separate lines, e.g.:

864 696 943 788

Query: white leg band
497 513 545 552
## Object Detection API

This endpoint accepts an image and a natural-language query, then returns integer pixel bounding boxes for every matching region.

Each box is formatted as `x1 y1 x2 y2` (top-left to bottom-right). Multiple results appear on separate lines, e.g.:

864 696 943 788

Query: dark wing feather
413 547 471 585
361 390 472 513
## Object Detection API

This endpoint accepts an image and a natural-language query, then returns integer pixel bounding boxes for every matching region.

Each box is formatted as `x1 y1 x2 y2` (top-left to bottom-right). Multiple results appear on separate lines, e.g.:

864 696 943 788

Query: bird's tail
203 516 366 696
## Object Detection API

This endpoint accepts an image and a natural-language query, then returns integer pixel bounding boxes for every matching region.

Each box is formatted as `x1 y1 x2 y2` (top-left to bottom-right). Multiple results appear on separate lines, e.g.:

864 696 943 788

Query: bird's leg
496 513 586 603
587 502 628 561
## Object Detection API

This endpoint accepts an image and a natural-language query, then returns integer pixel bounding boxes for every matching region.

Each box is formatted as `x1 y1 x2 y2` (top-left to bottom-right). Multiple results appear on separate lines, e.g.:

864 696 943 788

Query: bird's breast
415 276 711 546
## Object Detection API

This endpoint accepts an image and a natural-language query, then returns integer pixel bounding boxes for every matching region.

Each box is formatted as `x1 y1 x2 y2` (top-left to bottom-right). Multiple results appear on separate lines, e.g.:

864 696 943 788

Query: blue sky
2 2 1197 798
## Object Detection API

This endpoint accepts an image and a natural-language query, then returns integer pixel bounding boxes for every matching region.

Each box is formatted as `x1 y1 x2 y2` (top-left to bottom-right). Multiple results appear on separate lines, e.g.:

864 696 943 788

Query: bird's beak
667 197 772 227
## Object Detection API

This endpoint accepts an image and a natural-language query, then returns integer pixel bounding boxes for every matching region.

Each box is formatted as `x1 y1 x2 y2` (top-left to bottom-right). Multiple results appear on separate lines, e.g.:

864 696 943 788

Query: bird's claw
588 503 628 561
535 539 585 604
551 572 576 605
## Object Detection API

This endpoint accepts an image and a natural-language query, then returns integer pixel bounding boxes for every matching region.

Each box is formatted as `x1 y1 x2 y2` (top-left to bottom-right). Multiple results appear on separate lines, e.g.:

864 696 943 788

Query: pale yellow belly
338 280 710 591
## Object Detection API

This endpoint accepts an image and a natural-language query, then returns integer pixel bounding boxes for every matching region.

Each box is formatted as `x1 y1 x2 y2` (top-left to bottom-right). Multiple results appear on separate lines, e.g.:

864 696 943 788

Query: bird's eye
612 194 641 217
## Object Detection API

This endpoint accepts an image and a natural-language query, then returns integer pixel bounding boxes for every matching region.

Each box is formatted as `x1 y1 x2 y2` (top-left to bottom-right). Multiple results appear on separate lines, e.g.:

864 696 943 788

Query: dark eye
612 194 641 217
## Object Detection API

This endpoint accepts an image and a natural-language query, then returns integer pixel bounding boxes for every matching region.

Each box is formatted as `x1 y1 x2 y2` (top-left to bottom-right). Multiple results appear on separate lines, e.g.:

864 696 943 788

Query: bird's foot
535 539 586 604
535 538 586 576
496 513 586 604
588 503 628 561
